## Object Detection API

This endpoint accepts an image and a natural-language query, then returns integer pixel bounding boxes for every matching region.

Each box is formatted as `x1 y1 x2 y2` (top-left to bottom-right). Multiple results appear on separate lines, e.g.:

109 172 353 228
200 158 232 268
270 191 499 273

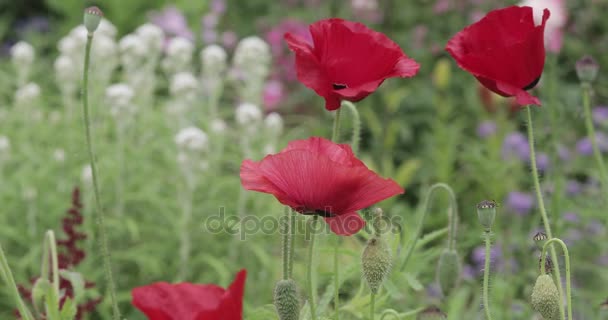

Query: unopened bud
417 306 447 320
436 249 461 296
273 279 300 320
530 274 561 320
361 237 392 294
84 7 104 34
576 55 599 84
476 200 497 231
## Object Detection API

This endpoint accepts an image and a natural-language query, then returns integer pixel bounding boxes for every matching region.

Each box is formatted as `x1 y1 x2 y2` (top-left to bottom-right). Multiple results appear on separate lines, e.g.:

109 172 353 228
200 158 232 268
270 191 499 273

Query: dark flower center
523 76 541 91
301 209 336 217
332 83 348 90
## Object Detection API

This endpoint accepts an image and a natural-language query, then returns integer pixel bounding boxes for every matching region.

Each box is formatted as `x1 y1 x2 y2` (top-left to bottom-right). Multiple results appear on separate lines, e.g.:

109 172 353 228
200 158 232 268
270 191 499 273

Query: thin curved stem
307 215 319 320
399 182 458 271
525 106 565 320
0 244 34 320
482 231 494 320
581 84 608 195
370 293 376 320
82 33 121 320
342 101 361 155
540 238 572 320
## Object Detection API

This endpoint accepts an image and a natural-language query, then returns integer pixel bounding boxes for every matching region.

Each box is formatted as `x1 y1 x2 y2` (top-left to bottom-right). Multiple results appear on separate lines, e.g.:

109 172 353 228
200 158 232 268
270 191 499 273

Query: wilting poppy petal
285 18 419 110
132 269 246 320
446 6 549 107
240 137 404 235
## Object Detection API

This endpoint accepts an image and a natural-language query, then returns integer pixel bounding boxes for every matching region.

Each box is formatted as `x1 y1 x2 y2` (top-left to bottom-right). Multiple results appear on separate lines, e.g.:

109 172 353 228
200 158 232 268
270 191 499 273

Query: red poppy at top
240 137 404 236
284 18 420 111
131 269 246 320
446 6 550 107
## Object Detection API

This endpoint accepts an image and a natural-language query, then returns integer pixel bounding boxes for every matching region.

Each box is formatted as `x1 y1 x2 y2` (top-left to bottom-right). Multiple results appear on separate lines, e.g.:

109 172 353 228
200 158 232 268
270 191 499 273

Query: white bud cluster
175 126 209 152
106 83 136 119
210 118 227 134
236 102 263 129
81 164 93 185
136 23 164 56
162 37 194 76
170 72 199 99
11 41 35 87
201 44 228 76
264 112 284 136
233 36 271 81
53 148 66 163
14 83 41 107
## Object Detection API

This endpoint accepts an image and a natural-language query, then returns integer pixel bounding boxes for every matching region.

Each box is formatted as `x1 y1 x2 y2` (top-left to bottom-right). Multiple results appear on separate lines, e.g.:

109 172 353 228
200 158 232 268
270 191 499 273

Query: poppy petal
324 211 366 236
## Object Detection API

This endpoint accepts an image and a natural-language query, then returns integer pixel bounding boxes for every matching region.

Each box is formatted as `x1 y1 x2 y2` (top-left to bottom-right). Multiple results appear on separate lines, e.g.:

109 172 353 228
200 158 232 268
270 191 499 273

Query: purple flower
477 120 497 138
202 13 219 29
211 0 226 14
586 220 605 236
593 106 608 126
566 180 582 196
505 191 534 216
502 132 530 161
472 245 503 272
536 152 550 171
150 6 194 40
576 132 608 156
221 31 238 49
558 145 571 162
563 212 580 223
563 229 582 246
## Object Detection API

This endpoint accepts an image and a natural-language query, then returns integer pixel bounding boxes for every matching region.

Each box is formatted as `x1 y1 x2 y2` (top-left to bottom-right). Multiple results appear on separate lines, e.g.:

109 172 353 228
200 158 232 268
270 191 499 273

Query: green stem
482 231 494 320
370 293 376 320
178 183 194 280
525 105 565 320
331 105 345 320
0 243 34 320
379 308 426 319
332 107 343 142
288 209 295 278
307 215 319 320
82 33 121 320
282 208 290 280
540 238 573 320
399 182 458 271
581 84 608 195
43 231 60 295
342 101 361 155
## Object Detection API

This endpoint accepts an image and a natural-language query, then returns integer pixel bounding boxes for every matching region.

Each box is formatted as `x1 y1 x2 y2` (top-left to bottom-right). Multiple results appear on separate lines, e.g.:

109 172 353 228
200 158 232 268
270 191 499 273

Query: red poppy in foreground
240 137 404 235
285 18 420 111
446 6 550 107
131 269 246 320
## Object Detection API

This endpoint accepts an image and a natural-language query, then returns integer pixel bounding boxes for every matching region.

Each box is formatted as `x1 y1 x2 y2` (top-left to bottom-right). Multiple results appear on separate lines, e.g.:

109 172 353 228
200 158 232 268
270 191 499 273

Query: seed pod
417 305 447 319
361 236 392 294
83 7 103 34
274 279 300 320
476 200 497 231
436 248 462 296
531 274 561 320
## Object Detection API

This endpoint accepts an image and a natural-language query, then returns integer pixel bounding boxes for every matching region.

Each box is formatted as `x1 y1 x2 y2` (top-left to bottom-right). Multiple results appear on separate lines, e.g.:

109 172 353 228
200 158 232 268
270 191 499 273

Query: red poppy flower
131 269 246 320
284 18 420 111
240 137 404 235
446 6 550 107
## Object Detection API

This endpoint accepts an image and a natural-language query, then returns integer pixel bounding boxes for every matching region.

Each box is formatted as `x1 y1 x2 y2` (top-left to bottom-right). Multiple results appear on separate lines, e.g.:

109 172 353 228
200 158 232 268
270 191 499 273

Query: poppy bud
576 55 599 84
530 274 561 320
436 248 461 296
83 7 103 34
476 200 497 231
361 236 392 294
417 306 447 320
273 279 300 320
433 58 451 90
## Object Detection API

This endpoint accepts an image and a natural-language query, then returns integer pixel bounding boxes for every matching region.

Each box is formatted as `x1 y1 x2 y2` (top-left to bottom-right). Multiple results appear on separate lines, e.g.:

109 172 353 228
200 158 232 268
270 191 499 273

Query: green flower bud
417 305 447 320
531 274 561 320
273 279 300 320
436 248 461 296
576 55 599 84
433 58 451 90
84 6 103 34
476 200 497 231
361 236 392 294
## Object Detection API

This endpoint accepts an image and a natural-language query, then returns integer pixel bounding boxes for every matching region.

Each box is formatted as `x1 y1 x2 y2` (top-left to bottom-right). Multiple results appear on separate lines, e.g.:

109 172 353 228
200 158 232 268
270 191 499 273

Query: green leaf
60 298 77 320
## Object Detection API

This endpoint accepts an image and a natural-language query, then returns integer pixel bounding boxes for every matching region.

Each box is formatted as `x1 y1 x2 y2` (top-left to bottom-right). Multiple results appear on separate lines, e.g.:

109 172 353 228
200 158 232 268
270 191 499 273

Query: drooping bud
476 200 497 231
436 248 462 296
576 55 599 84
417 306 447 320
530 274 561 320
84 6 104 34
273 279 300 320
361 236 392 294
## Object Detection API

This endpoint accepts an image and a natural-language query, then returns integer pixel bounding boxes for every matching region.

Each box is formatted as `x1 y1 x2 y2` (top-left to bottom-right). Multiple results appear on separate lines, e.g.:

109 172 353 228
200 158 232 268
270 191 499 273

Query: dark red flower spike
131 269 246 320
240 137 404 236
285 18 419 110
446 6 550 107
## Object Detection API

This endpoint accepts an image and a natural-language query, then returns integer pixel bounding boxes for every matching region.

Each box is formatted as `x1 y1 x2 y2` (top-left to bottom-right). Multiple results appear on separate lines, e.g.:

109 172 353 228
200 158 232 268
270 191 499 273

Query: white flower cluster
106 83 136 126
162 37 195 76
175 126 210 180
10 41 34 86
231 36 271 104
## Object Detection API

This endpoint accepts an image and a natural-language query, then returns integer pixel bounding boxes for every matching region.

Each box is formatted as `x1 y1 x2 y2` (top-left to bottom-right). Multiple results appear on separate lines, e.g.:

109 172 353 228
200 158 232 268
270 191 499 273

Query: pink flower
149 6 193 40
263 80 285 111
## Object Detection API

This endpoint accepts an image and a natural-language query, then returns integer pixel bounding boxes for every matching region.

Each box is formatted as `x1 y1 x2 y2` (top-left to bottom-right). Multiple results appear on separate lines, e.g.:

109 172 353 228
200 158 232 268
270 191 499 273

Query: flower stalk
307 215 319 320
540 238 572 320
482 230 494 320
525 105 565 320
581 84 608 196
82 25 121 319
0 243 34 320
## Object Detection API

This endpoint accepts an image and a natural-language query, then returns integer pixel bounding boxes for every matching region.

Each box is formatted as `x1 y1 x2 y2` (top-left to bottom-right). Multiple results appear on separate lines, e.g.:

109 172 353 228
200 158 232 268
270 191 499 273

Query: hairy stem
282 208 290 280
307 215 319 320
400 182 459 271
525 105 565 320
82 33 121 320
331 106 343 319
370 293 376 320
0 244 34 320
342 101 361 155
581 84 608 196
288 209 295 278
540 238 573 320
482 231 494 320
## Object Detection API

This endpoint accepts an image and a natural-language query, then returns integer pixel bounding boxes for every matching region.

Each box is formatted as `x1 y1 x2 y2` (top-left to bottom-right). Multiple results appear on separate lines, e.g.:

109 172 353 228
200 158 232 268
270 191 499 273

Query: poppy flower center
332 83 348 90
301 209 336 217
523 76 541 91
